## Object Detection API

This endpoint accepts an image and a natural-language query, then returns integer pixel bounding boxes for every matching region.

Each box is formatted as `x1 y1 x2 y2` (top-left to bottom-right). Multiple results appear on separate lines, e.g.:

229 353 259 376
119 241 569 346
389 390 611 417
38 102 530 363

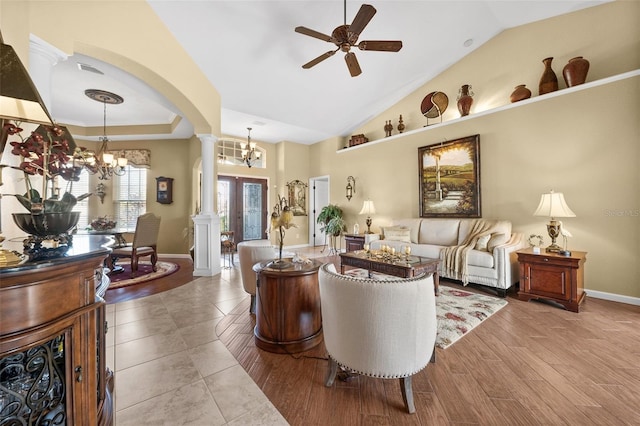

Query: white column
192 134 220 276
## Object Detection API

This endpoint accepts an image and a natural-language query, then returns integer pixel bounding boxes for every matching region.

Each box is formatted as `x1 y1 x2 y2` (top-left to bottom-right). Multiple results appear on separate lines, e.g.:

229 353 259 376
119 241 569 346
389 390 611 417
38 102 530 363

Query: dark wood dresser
0 235 114 425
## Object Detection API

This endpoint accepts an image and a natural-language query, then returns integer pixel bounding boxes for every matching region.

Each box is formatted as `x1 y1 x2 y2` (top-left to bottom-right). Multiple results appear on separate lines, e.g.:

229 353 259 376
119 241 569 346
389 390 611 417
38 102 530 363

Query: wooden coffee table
339 251 441 295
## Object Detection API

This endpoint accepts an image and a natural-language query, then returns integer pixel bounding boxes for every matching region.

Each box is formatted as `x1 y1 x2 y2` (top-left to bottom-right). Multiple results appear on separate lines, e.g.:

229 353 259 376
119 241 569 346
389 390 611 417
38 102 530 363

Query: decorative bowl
12 212 80 237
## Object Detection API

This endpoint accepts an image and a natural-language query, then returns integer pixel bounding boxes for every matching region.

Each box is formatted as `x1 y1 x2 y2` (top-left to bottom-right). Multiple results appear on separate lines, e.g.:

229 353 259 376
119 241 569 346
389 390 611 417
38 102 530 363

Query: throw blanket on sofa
442 219 496 285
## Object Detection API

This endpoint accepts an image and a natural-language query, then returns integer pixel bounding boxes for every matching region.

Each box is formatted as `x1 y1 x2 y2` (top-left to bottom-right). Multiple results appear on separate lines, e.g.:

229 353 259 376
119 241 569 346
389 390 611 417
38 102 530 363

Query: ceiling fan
295 2 402 77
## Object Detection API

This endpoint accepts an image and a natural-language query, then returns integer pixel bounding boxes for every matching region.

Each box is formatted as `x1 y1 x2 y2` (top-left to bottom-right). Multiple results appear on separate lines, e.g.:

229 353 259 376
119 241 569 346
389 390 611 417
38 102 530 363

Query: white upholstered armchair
237 240 277 313
318 263 437 414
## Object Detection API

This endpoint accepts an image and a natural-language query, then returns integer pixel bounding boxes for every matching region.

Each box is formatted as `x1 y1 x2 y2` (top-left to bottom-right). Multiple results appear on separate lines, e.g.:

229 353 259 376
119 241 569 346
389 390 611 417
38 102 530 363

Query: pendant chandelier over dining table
84 89 127 180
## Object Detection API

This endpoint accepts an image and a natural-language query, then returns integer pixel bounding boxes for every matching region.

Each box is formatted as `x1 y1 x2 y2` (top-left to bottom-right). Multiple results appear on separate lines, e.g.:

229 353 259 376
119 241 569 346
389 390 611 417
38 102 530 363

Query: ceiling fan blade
357 40 403 52
348 4 376 40
345 52 362 77
302 50 337 69
295 26 335 43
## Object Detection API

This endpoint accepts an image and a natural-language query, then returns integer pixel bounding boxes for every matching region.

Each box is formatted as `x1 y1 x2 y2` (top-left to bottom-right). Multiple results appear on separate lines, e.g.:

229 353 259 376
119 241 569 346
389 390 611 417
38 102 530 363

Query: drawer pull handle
75 365 83 382
544 258 549 262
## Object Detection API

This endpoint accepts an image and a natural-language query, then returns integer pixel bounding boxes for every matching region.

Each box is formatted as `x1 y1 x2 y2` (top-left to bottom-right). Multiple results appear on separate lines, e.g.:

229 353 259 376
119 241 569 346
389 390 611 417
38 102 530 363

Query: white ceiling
48 1 607 145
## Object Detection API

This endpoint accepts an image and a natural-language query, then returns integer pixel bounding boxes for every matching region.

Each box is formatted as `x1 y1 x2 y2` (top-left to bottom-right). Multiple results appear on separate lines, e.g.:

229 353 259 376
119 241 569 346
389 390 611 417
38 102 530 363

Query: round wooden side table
253 258 324 353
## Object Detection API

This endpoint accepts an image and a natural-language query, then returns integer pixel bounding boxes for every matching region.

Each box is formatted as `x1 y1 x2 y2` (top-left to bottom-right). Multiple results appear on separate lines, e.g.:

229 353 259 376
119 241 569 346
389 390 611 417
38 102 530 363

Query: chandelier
84 89 127 180
241 127 261 167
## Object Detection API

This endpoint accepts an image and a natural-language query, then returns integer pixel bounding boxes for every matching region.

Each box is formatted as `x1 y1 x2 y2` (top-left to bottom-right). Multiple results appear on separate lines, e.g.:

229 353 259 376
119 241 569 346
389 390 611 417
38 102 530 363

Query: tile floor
108 245 331 425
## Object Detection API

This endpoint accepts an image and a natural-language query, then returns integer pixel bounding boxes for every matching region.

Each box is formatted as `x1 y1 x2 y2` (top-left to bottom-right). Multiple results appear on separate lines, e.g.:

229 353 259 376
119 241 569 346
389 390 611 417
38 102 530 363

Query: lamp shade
533 191 576 218
0 34 53 124
359 200 376 215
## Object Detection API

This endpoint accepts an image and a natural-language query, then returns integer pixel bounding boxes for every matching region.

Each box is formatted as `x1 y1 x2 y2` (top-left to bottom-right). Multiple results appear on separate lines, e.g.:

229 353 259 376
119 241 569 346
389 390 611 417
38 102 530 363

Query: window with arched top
217 139 265 168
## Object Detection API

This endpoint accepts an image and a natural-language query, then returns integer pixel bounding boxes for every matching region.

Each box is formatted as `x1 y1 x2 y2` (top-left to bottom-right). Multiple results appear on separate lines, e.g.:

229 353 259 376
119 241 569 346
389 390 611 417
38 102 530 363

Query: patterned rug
107 261 179 289
343 268 508 349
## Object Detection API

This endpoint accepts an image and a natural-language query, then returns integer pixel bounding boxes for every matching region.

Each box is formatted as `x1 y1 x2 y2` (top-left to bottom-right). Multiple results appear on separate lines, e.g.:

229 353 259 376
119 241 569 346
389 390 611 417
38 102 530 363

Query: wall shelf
337 69 640 154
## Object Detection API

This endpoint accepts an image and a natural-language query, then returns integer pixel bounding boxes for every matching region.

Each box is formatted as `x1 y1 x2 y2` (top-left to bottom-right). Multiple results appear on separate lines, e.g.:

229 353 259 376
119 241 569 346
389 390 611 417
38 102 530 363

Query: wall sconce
95 183 106 204
346 176 356 201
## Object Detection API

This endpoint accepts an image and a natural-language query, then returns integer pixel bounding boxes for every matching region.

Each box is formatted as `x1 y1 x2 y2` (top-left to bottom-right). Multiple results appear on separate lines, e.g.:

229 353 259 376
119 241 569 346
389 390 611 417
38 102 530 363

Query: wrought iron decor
0 334 67 423
418 134 481 218
286 180 308 216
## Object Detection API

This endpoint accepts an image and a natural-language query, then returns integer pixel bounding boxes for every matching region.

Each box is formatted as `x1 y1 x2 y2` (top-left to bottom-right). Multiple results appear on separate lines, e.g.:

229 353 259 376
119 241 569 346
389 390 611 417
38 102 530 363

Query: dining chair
110 213 161 276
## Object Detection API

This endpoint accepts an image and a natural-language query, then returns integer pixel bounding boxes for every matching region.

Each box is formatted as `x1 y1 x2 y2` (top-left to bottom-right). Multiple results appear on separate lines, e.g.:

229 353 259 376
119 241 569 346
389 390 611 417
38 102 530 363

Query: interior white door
309 176 329 247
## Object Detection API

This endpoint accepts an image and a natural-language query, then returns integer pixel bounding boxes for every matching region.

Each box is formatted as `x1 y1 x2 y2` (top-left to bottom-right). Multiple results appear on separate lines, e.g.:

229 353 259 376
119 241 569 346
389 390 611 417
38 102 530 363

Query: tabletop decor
5 121 93 257
90 216 117 231
269 195 297 268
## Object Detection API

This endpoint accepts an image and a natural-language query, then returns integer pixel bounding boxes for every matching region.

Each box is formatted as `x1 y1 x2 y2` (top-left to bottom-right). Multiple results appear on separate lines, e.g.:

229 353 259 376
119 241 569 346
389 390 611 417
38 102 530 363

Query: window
114 166 147 230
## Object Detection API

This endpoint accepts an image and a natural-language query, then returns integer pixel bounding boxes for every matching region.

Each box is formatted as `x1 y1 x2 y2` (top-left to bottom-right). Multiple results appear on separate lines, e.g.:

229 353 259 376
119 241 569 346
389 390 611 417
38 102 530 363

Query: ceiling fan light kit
295 2 402 77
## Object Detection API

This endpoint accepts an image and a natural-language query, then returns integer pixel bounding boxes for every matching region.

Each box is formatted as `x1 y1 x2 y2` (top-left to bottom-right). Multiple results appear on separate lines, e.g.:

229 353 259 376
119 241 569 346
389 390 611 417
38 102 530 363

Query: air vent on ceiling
77 63 104 75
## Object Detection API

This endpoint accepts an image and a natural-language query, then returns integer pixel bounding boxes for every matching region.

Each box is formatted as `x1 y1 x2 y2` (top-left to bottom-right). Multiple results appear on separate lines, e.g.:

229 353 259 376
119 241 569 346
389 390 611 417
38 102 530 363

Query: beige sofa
368 218 526 296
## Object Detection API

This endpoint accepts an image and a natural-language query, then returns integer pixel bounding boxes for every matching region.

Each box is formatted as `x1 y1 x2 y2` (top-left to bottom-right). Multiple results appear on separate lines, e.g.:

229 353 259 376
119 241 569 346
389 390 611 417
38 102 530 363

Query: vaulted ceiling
48 1 608 145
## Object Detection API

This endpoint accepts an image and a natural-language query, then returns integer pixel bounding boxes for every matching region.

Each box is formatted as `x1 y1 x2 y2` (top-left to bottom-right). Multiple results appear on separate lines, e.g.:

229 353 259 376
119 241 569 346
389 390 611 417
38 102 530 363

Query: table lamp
533 190 576 253
359 200 376 234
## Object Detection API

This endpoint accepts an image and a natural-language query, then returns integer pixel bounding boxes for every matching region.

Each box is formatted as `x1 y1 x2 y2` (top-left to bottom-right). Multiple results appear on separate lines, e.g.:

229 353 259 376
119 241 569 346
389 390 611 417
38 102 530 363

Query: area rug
107 261 179 289
343 268 508 349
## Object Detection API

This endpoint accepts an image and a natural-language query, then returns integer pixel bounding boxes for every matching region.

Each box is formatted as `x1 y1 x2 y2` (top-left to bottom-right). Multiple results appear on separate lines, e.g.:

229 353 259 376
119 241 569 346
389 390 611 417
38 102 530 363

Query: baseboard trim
159 253 192 259
586 289 640 306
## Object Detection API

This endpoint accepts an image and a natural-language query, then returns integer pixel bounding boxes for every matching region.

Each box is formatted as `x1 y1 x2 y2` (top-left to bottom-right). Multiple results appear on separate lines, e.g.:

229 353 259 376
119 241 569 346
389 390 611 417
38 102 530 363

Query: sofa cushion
466 249 494 268
487 233 510 252
383 227 411 243
419 219 460 246
474 234 492 251
391 219 422 243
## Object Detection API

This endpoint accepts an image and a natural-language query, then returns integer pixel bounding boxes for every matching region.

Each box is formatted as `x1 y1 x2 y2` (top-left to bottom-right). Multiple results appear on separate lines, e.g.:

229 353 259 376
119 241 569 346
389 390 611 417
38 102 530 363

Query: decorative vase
539 57 558 95
456 84 474 117
510 84 532 103
384 120 393 137
397 115 405 133
562 56 590 87
12 212 80 260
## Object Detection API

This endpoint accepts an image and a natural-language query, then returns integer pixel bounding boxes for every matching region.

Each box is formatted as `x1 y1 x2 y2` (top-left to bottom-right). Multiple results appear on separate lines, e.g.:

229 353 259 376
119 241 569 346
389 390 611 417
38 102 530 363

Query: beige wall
1 0 220 255
309 1 640 298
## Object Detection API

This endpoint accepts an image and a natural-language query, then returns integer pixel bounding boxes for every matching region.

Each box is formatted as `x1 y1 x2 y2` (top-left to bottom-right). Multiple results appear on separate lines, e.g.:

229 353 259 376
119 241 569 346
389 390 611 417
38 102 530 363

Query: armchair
237 240 276 313
318 263 437 414
110 213 161 276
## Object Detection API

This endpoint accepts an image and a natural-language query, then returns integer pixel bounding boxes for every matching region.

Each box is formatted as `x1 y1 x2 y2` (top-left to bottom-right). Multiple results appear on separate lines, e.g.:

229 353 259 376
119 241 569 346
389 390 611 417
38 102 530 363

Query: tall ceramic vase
539 57 558 95
563 56 590 87
457 84 474 117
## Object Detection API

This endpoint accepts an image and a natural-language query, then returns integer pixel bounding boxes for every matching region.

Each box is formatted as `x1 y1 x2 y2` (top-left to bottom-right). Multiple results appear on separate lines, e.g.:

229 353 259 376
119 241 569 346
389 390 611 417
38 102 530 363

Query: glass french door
218 176 268 243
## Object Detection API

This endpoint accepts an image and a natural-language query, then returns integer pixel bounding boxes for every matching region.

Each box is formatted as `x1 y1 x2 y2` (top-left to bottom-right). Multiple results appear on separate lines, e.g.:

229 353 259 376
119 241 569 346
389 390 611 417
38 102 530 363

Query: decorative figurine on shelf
397 115 405 133
384 120 393 137
456 84 474 117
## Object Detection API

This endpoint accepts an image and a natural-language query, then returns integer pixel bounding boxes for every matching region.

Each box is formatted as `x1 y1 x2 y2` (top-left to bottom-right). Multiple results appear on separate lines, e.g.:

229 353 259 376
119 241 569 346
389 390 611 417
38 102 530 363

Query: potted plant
4 122 93 255
317 204 345 252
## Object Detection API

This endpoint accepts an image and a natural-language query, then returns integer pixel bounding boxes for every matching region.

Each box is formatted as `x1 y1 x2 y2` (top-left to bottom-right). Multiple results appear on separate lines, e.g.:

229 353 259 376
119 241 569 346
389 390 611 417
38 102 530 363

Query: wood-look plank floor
216 256 640 426
107 254 640 425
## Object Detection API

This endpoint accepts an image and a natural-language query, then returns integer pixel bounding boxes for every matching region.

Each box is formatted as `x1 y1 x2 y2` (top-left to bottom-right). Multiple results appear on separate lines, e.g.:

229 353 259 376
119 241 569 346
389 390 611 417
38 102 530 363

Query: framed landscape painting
418 134 481 218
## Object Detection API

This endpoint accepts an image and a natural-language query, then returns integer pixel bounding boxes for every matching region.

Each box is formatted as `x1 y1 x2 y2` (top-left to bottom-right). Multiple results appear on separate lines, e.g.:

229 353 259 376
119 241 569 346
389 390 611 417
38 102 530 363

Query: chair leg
249 295 256 314
325 357 338 387
151 250 158 271
400 376 416 414
431 343 436 363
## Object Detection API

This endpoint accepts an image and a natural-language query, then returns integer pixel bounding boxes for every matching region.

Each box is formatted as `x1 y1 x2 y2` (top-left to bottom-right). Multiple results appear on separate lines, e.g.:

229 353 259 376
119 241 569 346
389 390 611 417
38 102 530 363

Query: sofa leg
497 288 507 298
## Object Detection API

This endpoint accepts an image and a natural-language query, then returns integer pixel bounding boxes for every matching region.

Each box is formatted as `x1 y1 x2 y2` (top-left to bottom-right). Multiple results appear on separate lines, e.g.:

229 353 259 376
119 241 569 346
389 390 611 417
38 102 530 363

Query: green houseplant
317 204 345 253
